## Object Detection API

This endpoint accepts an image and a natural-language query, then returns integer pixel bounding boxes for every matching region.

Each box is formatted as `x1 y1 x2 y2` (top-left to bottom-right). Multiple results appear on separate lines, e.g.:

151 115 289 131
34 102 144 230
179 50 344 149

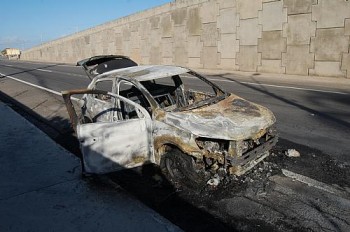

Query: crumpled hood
164 94 276 140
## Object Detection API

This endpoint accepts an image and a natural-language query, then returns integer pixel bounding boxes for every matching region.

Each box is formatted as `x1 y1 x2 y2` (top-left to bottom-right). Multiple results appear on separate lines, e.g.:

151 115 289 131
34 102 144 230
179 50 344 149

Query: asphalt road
1 59 350 231
0 59 349 163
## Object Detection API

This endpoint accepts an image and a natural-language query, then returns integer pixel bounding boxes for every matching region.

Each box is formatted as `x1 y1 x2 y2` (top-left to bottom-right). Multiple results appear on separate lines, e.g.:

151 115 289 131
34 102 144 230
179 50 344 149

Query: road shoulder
0 102 181 232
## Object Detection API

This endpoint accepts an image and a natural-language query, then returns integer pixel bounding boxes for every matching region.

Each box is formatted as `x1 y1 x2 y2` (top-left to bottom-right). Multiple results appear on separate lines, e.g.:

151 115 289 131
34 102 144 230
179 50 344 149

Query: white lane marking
59 64 81 68
0 72 79 101
14 60 57 66
37 68 53 73
12 65 84 77
52 70 85 77
282 169 350 199
3 61 84 77
208 78 349 95
3 64 13 67
34 68 85 77
14 60 79 68
0 72 61 95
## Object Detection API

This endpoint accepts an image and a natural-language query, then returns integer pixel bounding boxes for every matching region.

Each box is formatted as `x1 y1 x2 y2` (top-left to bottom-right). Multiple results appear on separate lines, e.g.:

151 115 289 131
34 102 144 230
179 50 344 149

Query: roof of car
96 65 190 82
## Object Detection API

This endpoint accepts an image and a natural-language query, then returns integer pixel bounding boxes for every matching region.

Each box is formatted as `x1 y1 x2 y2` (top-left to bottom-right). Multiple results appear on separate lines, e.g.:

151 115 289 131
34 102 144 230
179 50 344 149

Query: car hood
164 94 276 140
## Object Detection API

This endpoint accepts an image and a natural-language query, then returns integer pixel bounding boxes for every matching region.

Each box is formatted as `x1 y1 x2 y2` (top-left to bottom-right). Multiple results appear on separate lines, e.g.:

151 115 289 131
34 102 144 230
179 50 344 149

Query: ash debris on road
284 149 300 157
191 138 350 201
271 138 350 188
159 139 350 232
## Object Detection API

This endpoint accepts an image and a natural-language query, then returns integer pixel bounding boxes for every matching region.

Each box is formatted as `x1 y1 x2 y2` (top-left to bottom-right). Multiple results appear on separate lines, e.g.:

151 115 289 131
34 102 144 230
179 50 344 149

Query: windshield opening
140 72 227 111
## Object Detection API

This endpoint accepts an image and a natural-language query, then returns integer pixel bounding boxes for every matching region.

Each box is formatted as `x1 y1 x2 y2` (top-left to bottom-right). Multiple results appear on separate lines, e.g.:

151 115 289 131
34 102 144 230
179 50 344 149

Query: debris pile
207 175 220 187
239 161 280 186
285 149 301 157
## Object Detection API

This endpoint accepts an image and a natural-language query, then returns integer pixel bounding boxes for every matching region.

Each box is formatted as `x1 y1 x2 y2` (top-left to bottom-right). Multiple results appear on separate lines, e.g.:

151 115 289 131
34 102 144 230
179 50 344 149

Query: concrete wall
22 0 350 78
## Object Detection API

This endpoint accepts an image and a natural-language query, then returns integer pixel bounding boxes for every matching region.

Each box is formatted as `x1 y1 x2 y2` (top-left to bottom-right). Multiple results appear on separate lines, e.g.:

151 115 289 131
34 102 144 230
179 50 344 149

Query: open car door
62 89 153 174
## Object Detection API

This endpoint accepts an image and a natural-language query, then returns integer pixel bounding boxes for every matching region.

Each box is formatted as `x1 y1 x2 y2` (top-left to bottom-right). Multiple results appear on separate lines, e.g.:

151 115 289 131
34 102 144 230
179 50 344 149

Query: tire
160 149 204 187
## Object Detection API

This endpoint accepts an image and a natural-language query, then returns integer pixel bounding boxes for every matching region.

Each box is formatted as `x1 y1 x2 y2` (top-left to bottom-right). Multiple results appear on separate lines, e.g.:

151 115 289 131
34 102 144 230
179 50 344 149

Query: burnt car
62 63 278 180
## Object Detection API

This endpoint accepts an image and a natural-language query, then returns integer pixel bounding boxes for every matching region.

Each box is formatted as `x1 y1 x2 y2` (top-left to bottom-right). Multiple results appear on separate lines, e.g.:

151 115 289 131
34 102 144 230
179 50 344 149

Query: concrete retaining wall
22 0 350 78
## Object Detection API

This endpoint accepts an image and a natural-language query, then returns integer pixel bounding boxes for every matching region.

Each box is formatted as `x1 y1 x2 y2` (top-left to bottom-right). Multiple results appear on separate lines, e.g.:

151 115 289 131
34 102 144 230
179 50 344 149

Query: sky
0 0 172 51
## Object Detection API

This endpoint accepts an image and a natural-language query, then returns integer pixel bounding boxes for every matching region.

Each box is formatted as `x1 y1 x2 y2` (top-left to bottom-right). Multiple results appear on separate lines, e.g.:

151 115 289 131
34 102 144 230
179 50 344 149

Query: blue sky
0 0 172 51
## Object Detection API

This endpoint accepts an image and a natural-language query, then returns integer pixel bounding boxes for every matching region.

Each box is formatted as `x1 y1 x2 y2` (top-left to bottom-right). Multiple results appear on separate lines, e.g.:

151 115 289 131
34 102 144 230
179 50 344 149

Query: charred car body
62 57 278 180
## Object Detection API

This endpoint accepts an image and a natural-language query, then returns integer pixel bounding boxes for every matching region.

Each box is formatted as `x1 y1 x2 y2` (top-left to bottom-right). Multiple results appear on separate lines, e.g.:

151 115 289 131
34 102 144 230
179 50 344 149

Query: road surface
1 60 350 231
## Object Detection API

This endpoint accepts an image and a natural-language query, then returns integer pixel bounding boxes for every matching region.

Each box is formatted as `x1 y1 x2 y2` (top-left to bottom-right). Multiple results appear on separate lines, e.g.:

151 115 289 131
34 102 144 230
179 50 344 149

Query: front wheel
160 149 204 188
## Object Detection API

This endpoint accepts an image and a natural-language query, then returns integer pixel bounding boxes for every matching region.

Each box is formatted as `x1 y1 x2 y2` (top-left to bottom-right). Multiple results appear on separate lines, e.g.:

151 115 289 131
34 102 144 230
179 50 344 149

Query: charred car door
62 89 154 174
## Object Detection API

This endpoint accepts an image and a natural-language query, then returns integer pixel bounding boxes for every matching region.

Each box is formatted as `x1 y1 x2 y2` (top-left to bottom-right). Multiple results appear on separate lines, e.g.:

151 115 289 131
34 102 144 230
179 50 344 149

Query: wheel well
159 145 204 187
158 143 185 157
159 143 200 163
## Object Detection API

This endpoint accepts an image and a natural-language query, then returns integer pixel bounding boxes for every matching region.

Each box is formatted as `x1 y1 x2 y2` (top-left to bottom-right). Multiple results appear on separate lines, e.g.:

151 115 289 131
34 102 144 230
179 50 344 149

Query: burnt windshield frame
188 71 227 96
174 94 227 112
138 71 229 112
173 71 229 111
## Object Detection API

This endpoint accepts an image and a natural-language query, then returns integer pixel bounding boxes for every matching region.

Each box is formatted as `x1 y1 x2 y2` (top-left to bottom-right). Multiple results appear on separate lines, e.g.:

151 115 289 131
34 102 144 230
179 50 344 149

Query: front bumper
226 135 278 176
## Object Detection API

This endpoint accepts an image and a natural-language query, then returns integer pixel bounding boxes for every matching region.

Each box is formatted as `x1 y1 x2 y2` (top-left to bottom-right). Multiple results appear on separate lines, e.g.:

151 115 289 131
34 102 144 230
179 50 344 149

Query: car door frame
62 89 155 174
